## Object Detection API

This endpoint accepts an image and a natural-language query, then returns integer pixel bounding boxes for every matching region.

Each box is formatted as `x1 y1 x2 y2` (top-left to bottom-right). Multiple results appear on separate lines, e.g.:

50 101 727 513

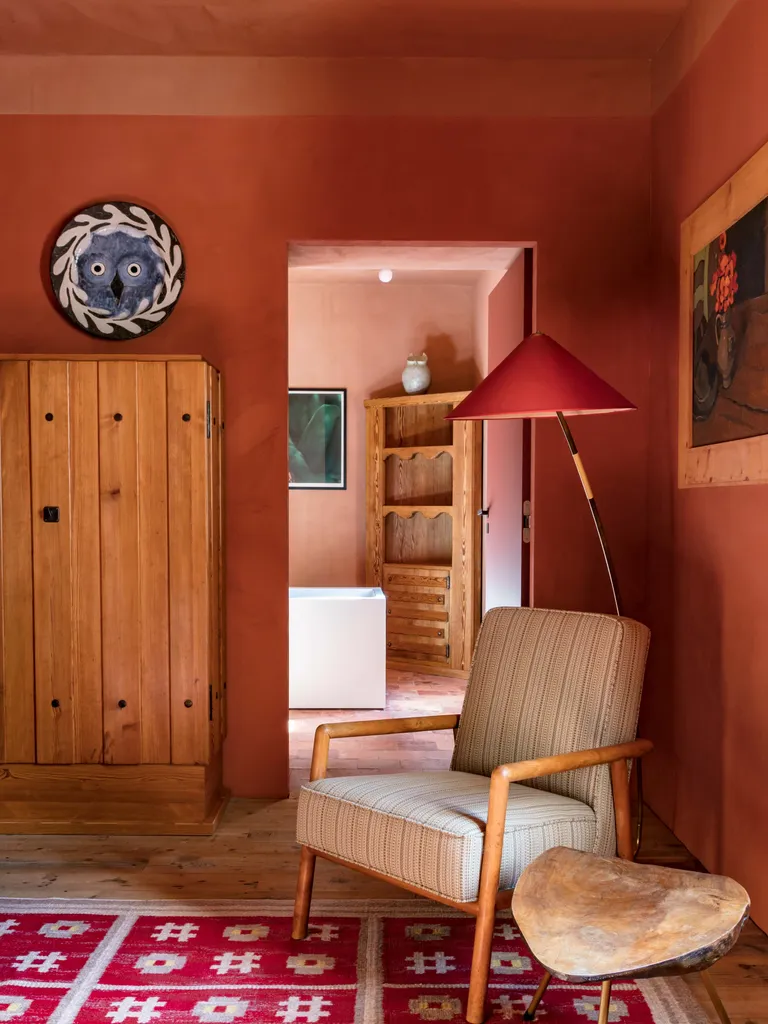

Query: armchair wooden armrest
309 714 461 781
492 737 653 786
480 738 653 909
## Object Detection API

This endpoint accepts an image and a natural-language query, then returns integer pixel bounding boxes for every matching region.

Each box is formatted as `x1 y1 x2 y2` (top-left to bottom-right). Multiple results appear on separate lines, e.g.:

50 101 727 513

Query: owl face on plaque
50 202 185 340
76 229 165 318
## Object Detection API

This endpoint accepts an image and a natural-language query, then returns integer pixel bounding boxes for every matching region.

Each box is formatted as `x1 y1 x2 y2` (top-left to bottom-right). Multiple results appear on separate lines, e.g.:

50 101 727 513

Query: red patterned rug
0 898 709 1023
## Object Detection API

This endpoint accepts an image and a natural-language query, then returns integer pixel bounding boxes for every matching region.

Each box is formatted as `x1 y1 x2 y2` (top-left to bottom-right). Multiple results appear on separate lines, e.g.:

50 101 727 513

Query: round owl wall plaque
50 202 185 339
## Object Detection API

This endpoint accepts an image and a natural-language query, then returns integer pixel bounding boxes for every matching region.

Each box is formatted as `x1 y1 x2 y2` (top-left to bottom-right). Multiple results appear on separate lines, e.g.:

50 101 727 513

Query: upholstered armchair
292 607 652 1024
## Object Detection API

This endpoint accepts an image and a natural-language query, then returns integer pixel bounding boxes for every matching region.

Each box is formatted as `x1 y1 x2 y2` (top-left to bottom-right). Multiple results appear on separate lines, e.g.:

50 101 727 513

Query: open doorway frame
286 240 534 791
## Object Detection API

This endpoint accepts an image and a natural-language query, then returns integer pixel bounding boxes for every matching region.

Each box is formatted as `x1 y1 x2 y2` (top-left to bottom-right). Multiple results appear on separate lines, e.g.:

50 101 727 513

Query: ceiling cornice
651 0 739 110
0 56 651 117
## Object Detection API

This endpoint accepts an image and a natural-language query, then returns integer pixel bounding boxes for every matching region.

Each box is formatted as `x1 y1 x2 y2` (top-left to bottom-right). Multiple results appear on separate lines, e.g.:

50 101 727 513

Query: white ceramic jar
402 352 431 395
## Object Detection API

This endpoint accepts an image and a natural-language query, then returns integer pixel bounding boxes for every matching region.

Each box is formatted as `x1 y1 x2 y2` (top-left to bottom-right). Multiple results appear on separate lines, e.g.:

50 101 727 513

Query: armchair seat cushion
296 770 596 903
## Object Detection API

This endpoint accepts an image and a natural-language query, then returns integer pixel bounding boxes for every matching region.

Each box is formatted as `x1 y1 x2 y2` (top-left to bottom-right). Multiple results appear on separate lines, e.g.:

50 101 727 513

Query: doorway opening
286 242 533 792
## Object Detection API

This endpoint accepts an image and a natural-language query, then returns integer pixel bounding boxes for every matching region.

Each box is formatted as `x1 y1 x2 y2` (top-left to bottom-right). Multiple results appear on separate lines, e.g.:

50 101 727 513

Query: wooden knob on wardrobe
184 699 193 708
117 700 127 708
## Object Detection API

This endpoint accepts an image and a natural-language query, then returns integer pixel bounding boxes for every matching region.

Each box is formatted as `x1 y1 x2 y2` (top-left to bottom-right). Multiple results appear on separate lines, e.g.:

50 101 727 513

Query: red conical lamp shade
446 332 635 420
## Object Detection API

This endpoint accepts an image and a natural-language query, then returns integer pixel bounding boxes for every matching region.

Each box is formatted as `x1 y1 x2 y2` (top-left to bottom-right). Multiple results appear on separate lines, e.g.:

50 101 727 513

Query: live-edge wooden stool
512 847 750 1024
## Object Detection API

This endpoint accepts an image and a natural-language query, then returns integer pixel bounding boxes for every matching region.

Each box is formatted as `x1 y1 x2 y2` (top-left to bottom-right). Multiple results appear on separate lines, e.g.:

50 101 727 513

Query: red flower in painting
710 238 739 313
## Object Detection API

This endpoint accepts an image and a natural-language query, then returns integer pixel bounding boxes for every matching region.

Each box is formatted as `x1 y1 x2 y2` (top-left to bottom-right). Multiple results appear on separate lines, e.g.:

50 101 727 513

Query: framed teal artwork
288 388 347 490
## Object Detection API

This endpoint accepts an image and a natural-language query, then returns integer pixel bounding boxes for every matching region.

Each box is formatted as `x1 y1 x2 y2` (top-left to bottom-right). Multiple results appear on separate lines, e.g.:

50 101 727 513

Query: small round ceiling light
378 269 394 283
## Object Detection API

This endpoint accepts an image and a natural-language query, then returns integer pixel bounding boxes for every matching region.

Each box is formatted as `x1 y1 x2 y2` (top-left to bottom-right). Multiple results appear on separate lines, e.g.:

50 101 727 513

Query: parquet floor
0 670 764 1022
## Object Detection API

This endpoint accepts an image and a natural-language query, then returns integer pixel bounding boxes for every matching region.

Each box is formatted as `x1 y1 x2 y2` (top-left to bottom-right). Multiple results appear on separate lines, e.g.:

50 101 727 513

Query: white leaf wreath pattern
52 203 184 337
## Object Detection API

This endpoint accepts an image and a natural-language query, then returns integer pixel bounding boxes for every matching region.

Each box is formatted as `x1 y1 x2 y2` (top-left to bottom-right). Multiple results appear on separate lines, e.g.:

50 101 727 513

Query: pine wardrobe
0 355 225 834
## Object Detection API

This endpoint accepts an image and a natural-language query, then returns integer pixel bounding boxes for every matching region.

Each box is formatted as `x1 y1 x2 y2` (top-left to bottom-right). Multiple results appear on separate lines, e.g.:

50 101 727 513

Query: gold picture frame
679 136 768 486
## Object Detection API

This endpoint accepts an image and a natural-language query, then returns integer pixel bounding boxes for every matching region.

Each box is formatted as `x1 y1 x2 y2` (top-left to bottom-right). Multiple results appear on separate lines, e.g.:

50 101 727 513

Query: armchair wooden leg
466 894 496 1024
522 970 552 1021
597 980 613 1024
610 759 633 860
466 761 512 1023
292 847 316 940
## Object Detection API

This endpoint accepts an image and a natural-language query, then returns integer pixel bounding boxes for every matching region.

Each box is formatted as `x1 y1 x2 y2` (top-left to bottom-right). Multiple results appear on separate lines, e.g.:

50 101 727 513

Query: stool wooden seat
512 847 750 1024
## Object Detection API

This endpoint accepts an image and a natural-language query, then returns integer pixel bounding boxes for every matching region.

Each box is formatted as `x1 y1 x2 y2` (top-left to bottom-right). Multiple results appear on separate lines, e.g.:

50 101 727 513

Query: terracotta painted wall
646 0 768 929
0 113 650 798
288 274 479 586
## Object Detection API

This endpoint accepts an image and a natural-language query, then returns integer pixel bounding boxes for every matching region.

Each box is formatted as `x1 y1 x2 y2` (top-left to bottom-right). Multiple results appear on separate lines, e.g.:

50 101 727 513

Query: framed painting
679 136 768 486
289 388 347 490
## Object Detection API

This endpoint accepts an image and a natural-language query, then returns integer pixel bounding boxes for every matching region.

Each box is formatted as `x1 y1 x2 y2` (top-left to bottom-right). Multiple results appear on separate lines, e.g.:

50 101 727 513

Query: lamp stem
555 412 622 617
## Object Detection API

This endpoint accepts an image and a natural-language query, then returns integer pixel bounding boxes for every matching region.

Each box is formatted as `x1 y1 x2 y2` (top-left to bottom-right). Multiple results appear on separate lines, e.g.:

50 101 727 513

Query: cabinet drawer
383 564 450 591
386 591 449 618
387 635 450 662
387 615 448 641
383 564 450 620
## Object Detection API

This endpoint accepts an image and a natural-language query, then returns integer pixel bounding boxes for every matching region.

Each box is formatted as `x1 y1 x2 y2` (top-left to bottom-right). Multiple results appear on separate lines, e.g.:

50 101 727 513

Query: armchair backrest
451 606 650 856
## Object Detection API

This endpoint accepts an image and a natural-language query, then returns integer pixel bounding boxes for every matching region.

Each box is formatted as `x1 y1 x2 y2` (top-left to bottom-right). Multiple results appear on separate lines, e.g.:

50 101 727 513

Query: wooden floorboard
0 670 764 1022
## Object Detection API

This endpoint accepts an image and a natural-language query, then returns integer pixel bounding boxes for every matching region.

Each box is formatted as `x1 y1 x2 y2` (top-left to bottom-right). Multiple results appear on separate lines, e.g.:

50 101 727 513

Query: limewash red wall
646 0 768 928
0 115 650 797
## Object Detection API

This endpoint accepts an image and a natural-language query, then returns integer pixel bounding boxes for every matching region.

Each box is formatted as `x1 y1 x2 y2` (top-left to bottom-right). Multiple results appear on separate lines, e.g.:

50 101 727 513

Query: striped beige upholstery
297 770 596 902
296 606 649 904
452 607 650 857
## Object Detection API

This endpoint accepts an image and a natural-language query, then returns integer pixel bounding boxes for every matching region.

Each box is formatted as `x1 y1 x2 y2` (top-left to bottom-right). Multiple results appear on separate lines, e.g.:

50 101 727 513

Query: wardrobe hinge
445 644 451 659
209 684 214 722
445 575 451 590
206 401 211 438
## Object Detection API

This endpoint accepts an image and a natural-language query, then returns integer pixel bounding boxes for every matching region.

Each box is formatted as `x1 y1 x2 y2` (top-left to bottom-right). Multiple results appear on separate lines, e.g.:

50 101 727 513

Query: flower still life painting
288 388 346 489
691 198 768 446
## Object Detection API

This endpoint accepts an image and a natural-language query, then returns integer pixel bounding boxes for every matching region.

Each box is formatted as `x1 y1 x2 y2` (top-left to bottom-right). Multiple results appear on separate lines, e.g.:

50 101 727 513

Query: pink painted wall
483 256 526 609
646 0 768 929
288 275 479 586
0 113 650 798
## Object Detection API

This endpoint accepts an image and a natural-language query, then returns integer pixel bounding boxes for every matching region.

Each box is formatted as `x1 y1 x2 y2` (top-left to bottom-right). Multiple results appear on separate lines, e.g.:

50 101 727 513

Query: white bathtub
289 587 387 709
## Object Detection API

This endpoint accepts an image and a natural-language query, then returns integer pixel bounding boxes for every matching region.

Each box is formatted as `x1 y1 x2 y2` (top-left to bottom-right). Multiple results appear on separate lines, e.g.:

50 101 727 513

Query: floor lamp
447 330 634 617
447 331 645 854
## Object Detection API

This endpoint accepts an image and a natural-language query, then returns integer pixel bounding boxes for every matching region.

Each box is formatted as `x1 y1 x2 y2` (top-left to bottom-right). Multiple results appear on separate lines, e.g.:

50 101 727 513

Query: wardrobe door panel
0 362 35 763
70 363 104 764
100 361 141 763
100 362 171 765
207 366 224 751
168 362 210 765
31 361 102 764
137 363 171 763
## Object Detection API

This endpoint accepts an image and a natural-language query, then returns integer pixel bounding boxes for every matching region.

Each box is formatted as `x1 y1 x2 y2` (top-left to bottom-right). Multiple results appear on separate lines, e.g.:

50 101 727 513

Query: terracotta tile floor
288 669 465 791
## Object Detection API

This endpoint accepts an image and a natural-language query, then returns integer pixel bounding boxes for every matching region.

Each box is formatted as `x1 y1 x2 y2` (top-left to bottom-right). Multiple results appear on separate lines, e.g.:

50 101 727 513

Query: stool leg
700 970 732 1024
523 971 552 1021
597 980 613 1024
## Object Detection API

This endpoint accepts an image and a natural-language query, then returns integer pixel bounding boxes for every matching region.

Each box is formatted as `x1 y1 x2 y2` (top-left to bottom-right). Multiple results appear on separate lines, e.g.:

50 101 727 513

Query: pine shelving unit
364 391 482 678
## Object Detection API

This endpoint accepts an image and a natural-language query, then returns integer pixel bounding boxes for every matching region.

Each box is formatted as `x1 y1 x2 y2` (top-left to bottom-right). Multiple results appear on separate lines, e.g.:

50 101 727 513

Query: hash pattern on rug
0 899 709 1023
